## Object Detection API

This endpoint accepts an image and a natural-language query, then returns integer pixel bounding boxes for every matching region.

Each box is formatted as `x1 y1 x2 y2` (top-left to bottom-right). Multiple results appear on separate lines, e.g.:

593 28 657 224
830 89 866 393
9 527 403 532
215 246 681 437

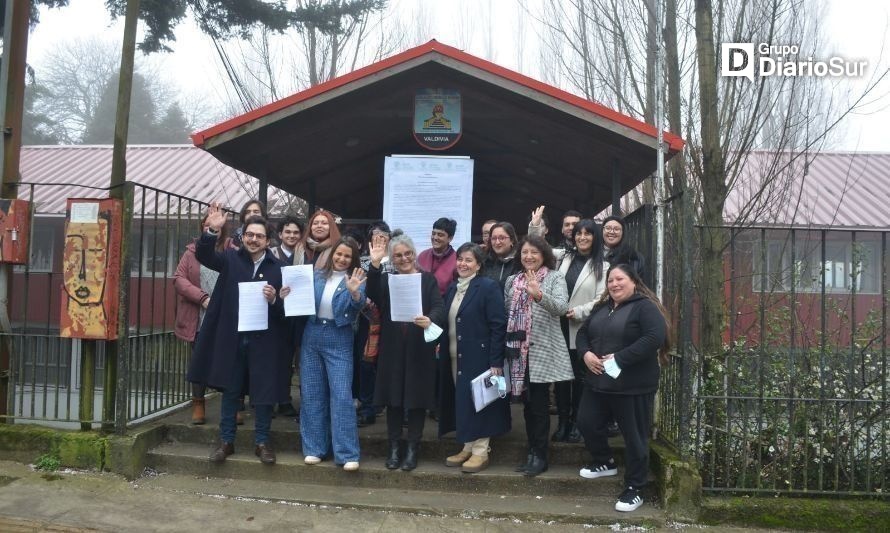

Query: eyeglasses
244 231 267 240
603 226 623 233
393 251 414 261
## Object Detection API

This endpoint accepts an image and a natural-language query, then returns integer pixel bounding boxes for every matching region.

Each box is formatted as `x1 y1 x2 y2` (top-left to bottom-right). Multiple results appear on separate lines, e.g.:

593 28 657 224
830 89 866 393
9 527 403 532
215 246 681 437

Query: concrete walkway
0 460 780 532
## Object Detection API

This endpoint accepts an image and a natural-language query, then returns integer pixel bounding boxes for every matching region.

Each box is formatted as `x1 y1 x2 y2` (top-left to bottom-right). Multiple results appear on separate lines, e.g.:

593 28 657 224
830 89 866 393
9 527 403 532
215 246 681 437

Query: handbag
471 369 510 412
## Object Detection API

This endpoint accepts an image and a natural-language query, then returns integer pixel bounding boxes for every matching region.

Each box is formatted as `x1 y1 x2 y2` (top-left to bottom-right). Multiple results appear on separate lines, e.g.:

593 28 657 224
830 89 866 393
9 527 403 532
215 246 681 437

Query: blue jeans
219 336 273 445
300 319 359 463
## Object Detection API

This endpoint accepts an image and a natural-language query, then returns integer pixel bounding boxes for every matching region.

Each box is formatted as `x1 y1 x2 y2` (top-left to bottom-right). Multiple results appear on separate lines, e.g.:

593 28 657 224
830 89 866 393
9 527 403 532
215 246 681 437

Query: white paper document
238 282 268 331
388 273 423 322
281 265 316 316
383 156 474 253
603 357 622 379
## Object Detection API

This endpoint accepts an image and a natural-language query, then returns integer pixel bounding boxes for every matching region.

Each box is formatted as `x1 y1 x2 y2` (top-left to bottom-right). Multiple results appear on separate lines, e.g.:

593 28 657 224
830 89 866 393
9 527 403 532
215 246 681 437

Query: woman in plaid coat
504 234 574 477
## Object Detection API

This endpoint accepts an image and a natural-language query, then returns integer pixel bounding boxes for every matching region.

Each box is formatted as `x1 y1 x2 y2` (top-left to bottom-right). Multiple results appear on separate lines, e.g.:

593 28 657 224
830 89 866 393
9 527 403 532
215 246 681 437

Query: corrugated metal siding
18 145 277 215
725 151 890 229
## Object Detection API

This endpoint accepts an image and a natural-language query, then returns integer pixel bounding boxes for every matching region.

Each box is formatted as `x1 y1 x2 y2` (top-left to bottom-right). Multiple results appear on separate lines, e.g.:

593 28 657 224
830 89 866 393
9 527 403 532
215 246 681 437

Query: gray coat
504 270 575 384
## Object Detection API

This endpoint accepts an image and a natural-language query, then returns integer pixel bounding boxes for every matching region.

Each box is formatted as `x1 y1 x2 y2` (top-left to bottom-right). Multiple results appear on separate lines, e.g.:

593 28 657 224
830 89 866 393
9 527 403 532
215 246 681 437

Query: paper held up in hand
238 281 268 332
388 272 422 322
471 369 511 412
281 265 315 316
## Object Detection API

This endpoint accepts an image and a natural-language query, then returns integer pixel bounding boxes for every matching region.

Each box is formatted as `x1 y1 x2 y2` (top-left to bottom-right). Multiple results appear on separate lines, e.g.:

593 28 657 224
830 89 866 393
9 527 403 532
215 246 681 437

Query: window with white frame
754 236 882 294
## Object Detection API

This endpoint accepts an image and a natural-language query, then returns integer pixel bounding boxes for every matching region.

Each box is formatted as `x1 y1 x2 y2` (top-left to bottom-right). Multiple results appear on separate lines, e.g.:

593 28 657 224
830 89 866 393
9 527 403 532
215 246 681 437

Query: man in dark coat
187 204 289 465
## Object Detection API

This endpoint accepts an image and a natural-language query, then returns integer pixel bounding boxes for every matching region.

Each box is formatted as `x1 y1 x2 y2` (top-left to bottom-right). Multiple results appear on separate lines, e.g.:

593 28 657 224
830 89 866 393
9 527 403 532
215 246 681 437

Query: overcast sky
24 0 890 151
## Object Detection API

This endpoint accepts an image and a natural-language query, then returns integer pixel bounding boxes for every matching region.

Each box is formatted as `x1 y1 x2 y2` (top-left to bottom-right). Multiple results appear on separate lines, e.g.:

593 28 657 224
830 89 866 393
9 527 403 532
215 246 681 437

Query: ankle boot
515 448 533 472
565 420 582 443
551 417 569 442
524 449 549 477
385 440 401 470
191 397 206 425
402 441 419 471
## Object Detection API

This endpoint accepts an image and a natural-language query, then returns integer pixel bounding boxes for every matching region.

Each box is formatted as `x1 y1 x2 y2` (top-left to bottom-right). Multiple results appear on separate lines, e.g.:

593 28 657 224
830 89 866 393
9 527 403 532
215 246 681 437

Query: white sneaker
579 461 618 479
343 461 360 471
304 455 322 465
615 486 643 512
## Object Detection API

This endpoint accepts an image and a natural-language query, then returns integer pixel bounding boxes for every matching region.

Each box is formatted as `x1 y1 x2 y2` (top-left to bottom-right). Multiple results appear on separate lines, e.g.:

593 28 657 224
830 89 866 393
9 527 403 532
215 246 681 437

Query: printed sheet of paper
238 282 268 331
383 156 473 254
281 265 315 316
388 273 423 322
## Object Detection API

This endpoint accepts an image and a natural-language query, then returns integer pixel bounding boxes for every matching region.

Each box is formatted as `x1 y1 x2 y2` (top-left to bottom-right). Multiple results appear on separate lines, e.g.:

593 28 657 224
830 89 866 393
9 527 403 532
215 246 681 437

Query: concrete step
146 441 648 500
163 421 622 467
135 471 666 527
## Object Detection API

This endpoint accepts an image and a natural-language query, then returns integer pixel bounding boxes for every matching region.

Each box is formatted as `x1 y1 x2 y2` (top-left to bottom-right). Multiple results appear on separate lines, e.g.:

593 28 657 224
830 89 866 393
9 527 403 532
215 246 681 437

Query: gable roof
189 39 683 226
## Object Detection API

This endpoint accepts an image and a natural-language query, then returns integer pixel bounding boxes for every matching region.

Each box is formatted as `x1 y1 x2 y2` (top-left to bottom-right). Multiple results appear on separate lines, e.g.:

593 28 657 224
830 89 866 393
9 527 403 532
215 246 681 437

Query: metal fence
1 182 214 430
644 203 888 497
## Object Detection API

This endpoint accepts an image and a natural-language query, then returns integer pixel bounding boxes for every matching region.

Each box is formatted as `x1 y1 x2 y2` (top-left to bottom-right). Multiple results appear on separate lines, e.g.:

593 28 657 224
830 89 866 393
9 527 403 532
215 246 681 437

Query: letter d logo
721 43 755 81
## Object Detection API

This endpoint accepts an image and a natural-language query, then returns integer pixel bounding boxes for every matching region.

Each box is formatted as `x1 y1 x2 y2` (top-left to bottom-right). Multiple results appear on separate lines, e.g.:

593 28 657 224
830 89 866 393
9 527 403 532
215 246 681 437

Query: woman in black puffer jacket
574 263 669 513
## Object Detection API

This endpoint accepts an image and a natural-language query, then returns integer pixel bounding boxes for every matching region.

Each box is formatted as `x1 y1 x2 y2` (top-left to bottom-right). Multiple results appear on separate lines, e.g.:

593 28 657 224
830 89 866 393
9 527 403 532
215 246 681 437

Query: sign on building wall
383 156 474 253
413 89 462 150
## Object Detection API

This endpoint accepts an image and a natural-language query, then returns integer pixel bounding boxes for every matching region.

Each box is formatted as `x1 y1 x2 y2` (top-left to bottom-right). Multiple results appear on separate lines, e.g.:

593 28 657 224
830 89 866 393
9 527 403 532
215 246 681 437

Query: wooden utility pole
0 0 31 423
105 0 140 433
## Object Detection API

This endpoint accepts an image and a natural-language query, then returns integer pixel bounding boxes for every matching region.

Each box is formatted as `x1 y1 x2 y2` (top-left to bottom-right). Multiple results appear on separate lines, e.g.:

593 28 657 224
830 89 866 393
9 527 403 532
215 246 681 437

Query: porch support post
258 176 268 208
611 158 621 215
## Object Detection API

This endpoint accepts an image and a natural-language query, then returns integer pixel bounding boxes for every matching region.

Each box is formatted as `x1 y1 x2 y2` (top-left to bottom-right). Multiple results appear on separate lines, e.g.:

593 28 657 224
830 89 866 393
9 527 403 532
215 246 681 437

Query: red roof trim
191 40 685 153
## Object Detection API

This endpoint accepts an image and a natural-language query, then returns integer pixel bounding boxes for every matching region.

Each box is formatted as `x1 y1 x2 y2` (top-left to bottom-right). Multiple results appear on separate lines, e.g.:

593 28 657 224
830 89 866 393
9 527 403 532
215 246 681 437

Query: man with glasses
188 203 289 466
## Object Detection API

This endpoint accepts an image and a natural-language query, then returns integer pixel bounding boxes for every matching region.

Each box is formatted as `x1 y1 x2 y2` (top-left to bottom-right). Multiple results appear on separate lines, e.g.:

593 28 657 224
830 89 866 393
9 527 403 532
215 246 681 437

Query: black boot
385 440 401 470
551 417 569 442
524 449 549 477
565 420 582 443
402 441 419 471
515 449 534 472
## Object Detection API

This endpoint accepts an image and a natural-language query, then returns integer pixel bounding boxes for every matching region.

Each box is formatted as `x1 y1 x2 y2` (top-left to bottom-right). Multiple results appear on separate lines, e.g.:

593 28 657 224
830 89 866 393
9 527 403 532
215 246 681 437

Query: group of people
173 199 670 513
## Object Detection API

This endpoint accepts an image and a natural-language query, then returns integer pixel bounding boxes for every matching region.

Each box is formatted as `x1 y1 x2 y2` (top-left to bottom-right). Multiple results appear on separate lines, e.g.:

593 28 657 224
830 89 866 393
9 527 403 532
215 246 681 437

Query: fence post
80 341 95 430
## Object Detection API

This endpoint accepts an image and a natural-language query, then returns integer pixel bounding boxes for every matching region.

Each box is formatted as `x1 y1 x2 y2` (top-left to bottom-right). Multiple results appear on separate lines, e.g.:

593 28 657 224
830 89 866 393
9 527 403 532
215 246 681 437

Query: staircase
141 396 665 527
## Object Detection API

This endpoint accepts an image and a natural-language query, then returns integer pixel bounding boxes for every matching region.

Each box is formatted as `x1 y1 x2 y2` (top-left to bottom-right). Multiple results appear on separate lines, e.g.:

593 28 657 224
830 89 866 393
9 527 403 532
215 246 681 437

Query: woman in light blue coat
280 236 366 471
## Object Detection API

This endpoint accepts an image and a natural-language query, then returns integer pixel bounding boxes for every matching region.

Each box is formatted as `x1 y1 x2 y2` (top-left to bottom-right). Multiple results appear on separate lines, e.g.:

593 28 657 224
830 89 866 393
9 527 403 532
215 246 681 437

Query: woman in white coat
552 219 607 442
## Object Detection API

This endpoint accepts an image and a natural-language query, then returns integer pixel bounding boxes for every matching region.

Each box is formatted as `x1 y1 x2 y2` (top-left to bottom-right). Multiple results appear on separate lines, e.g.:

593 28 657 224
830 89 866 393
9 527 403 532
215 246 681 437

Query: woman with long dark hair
503 235 574 476
601 215 644 278
574 263 670 513
281 237 366 471
481 221 521 290
551 218 608 443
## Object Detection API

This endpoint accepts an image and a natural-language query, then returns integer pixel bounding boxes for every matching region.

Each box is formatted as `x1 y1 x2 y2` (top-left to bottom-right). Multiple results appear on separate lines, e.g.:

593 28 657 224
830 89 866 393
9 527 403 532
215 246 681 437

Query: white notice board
382 156 474 253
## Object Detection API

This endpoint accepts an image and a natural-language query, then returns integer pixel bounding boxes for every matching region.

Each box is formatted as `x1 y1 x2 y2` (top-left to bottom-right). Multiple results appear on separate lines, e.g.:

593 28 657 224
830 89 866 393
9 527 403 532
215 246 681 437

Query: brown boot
461 454 490 473
191 398 206 425
209 442 234 463
445 449 472 467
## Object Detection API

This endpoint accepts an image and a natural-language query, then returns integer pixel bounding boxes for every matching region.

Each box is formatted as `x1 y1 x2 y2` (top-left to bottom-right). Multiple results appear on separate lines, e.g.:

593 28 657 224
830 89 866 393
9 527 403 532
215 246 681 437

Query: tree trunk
107 0 140 433
694 0 727 364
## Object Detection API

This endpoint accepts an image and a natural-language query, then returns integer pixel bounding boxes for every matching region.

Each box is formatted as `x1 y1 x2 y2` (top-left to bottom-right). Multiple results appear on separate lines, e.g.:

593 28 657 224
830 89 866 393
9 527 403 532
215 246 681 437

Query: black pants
386 406 426 443
554 348 584 420
576 388 654 488
523 380 551 457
